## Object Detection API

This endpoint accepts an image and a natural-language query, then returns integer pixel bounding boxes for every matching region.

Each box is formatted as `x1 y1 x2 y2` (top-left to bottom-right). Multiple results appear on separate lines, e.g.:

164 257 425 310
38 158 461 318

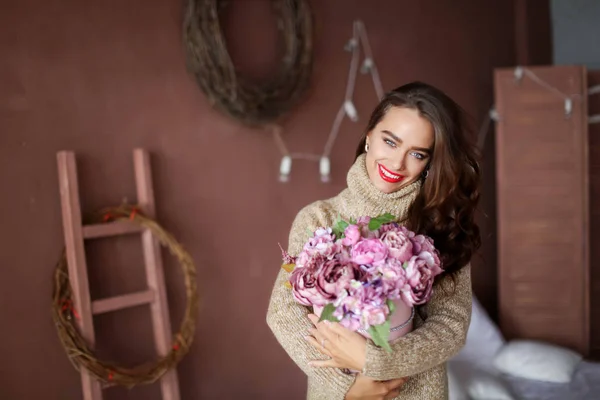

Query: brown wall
0 1 545 399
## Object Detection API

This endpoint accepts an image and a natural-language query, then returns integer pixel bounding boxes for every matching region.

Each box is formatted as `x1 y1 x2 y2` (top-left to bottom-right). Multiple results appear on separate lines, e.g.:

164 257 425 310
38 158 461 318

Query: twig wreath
52 204 198 387
183 0 314 127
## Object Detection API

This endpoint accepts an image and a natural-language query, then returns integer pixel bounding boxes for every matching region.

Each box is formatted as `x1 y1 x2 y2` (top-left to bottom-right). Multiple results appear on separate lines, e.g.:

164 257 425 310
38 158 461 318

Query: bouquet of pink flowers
281 213 443 352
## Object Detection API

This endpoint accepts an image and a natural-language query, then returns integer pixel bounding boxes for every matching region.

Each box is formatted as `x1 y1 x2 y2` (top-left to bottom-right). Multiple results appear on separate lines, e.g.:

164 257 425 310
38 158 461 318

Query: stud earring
365 143 369 152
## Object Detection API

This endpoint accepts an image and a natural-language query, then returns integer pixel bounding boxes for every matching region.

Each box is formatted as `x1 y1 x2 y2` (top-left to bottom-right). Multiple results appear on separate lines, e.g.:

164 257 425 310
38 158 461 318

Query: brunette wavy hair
356 82 481 277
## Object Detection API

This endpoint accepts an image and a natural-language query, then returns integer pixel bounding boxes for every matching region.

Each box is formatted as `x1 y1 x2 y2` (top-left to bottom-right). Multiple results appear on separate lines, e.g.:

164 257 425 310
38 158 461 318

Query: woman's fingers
305 334 332 357
384 377 407 391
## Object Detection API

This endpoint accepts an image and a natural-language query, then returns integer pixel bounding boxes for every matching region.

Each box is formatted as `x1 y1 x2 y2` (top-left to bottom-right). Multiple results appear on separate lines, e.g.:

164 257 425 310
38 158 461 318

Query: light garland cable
477 67 600 151
273 20 384 183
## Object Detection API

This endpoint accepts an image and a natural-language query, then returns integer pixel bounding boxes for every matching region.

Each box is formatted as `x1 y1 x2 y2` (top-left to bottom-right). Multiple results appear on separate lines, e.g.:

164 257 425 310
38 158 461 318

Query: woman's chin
374 178 414 194
374 180 399 194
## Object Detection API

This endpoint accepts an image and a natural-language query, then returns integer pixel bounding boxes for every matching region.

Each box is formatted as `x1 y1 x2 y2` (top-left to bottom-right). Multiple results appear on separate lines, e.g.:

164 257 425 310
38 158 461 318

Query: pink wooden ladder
57 148 180 400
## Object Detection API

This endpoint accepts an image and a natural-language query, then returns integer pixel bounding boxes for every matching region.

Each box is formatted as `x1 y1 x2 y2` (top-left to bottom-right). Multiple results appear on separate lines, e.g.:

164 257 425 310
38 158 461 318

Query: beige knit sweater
266 154 472 400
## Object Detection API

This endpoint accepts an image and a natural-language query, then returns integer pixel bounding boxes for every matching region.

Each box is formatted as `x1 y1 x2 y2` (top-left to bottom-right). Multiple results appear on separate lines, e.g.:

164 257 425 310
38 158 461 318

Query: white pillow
493 339 582 383
447 366 469 400
452 296 506 372
466 369 515 400
449 361 515 400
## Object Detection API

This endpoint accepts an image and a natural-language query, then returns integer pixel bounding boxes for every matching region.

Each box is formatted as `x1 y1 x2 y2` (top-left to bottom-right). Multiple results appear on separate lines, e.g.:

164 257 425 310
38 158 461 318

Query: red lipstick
378 164 404 183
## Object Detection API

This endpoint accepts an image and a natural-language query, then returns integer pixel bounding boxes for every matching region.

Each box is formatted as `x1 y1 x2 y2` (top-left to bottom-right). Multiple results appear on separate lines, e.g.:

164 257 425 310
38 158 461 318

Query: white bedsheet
502 361 600 400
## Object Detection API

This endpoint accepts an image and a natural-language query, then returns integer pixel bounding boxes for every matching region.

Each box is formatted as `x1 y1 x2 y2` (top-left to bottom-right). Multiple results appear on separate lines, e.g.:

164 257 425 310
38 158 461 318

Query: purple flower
375 258 407 299
334 281 392 330
351 238 388 265
337 314 362 331
401 256 439 305
341 224 361 246
360 303 387 328
381 230 413 262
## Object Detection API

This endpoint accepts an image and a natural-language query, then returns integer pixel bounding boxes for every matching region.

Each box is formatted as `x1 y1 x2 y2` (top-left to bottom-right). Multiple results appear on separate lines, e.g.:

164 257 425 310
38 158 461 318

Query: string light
274 20 384 183
477 67 599 149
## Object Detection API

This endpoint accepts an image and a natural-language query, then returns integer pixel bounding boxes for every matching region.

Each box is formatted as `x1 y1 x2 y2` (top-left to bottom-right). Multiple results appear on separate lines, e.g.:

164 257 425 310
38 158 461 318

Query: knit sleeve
362 264 473 381
266 205 355 399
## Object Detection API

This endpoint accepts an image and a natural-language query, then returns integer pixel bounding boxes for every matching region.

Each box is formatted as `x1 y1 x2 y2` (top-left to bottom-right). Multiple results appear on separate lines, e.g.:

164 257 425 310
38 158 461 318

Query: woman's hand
305 314 368 371
345 375 407 400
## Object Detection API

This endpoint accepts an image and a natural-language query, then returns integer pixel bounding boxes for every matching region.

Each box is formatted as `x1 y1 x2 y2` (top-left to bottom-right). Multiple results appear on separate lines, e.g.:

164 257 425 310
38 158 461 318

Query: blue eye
384 139 396 148
411 152 426 160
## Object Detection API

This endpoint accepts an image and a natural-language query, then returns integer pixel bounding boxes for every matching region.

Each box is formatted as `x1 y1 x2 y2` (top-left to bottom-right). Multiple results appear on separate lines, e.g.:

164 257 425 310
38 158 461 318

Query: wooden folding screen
494 65 591 356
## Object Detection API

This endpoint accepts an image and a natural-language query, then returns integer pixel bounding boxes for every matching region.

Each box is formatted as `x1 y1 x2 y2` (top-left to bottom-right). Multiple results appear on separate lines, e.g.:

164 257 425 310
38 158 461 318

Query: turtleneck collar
337 154 421 220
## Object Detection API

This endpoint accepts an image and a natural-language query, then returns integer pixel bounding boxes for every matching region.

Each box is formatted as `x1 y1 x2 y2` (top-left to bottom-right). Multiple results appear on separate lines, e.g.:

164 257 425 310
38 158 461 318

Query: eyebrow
382 130 432 154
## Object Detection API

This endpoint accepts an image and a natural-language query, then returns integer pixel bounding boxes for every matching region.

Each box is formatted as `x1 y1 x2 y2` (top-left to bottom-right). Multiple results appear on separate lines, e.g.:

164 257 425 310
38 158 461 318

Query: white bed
502 361 600 400
447 297 600 400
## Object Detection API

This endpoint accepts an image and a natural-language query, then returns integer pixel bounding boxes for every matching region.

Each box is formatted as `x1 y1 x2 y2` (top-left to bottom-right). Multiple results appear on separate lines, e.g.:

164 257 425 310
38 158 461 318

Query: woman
267 81 480 400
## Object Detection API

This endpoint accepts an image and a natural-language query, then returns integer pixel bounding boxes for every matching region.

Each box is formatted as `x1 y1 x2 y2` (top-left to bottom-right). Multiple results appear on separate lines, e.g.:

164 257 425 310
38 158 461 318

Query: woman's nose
391 155 406 171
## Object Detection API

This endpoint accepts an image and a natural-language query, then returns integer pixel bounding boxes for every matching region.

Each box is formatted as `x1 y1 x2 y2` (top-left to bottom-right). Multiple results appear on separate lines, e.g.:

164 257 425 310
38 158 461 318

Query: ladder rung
82 221 144 239
92 290 155 315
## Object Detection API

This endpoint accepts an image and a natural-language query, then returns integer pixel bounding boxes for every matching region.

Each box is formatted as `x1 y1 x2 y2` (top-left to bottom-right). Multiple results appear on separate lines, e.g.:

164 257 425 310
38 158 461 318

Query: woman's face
365 106 435 194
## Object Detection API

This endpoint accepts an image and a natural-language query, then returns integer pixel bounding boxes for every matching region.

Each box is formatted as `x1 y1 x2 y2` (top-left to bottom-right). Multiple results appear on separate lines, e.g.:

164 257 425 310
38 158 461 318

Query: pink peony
401 256 440 305
303 227 339 259
341 224 361 246
351 238 388 265
410 233 442 270
316 258 363 300
381 230 414 262
410 233 435 254
290 263 324 306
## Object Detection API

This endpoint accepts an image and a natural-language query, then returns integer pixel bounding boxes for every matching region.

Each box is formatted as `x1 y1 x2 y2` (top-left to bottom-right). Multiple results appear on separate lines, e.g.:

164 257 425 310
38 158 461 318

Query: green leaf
402 261 408 269
378 213 396 223
368 219 383 231
318 303 339 323
368 213 397 231
368 320 392 353
349 218 357 225
386 299 396 315
332 219 349 238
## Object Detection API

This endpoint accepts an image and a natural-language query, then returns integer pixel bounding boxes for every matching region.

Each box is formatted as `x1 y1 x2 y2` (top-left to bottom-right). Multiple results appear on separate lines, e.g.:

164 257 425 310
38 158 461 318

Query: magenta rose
341 224 361 246
381 230 414 262
316 258 363 300
401 256 438 305
351 238 388 265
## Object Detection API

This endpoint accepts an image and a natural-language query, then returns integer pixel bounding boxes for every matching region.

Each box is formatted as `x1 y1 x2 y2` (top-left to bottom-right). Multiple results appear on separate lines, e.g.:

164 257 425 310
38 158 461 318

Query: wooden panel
495 66 590 355
589 70 600 360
